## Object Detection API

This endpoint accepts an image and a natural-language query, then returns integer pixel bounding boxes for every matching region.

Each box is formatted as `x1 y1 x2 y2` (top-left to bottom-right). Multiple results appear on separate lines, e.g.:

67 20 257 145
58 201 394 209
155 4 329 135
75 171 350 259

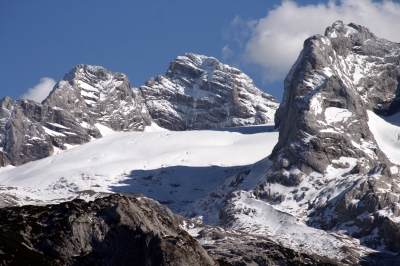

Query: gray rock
0 97 53 167
0 96 101 167
0 194 218 266
43 64 152 132
140 53 279 130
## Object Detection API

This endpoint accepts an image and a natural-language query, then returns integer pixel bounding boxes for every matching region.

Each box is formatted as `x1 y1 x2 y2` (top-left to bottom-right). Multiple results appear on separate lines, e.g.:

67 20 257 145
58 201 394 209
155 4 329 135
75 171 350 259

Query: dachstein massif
1 21 400 265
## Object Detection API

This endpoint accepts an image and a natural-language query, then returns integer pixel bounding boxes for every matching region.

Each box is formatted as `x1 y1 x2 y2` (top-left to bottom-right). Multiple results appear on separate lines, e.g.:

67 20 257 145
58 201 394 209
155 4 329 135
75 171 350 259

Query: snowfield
0 123 278 207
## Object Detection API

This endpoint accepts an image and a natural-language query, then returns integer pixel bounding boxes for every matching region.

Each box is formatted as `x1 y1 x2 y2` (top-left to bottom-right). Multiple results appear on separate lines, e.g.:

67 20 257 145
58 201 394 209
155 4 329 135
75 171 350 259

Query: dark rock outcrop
0 192 344 266
0 194 218 266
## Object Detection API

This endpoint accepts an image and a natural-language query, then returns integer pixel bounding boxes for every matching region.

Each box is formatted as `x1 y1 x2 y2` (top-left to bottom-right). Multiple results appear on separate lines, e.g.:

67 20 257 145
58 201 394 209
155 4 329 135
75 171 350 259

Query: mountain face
0 194 218 266
0 57 278 167
43 64 152 132
0 96 98 167
255 21 400 253
140 53 279 130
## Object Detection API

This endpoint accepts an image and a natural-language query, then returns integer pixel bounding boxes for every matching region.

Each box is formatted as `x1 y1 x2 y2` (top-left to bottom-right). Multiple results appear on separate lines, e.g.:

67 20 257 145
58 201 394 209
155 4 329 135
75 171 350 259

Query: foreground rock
0 194 218 266
0 193 342 265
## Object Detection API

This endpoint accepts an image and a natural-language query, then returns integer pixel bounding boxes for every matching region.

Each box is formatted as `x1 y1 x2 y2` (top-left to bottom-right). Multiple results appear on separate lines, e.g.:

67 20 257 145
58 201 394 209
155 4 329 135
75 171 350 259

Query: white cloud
222 45 234 60
239 0 400 82
20 77 56 103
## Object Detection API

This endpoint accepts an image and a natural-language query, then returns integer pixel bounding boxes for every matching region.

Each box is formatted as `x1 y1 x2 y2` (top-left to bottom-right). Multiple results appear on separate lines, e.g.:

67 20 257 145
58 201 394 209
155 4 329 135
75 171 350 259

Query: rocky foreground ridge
0 194 218 266
0 193 340 265
0 54 278 167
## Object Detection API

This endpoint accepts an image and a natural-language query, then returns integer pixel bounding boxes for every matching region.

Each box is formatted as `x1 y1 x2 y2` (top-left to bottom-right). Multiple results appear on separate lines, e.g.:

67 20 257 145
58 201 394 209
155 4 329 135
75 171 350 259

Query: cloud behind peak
233 0 400 82
20 77 56 103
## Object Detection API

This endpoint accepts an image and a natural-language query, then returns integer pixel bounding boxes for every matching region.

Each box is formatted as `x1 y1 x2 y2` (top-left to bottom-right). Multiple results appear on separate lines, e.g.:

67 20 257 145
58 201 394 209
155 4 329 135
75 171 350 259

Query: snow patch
42 126 66 137
344 26 358 37
367 110 400 164
144 122 169 132
95 123 117 137
0 129 279 207
325 107 352 124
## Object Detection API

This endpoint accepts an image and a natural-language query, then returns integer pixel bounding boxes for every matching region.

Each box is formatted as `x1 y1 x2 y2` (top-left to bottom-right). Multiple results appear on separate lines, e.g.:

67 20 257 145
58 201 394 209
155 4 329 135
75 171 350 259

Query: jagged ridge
141 53 279 130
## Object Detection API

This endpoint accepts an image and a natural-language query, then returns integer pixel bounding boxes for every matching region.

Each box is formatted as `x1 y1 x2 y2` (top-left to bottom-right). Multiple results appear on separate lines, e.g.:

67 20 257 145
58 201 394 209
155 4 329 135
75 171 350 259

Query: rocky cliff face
0 97 53 167
0 96 98 167
140 53 279 130
43 64 152 132
0 194 218 266
258 21 400 253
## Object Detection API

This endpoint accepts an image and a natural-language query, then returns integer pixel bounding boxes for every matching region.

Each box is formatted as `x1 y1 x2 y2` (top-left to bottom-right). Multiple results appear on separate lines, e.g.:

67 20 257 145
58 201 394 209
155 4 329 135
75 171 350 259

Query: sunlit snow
0 124 278 207
367 110 400 164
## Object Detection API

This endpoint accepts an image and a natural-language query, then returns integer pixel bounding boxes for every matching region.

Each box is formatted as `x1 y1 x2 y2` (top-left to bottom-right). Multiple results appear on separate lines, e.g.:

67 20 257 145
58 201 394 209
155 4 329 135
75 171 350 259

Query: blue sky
1 0 400 102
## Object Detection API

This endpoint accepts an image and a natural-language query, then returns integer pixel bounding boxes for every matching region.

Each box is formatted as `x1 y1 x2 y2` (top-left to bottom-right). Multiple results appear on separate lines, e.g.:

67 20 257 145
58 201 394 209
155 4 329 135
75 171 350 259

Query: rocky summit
0 55 278 168
43 64 152 132
258 21 400 253
140 53 279 130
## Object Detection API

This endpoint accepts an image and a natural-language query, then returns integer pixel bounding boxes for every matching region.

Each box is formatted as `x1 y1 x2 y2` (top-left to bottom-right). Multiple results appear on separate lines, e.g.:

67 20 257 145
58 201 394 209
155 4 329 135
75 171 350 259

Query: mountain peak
324 20 375 41
141 53 279 130
2 23 400 262
43 63 151 133
264 21 400 253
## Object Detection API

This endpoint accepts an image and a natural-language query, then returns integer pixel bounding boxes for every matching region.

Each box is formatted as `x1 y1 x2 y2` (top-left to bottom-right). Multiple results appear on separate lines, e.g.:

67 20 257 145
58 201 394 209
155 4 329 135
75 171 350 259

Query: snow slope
0 124 278 208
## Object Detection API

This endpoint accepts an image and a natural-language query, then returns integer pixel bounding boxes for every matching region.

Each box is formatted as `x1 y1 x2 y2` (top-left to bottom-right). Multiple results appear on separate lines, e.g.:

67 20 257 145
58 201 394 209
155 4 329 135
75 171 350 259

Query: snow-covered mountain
0 55 278 168
258 20 400 254
1 21 400 264
141 53 279 130
43 64 152 132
